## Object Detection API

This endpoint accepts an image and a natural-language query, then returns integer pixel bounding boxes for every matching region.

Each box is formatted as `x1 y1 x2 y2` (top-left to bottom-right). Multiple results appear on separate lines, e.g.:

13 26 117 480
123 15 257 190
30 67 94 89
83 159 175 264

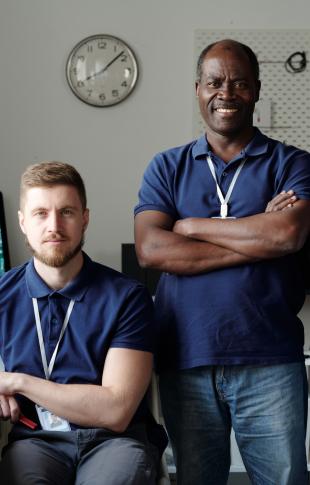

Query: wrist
13 373 27 394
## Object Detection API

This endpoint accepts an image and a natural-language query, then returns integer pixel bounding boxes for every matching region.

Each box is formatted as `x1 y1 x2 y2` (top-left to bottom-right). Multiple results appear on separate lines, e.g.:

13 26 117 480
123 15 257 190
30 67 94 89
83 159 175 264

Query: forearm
136 226 258 274
9 374 135 432
175 204 310 259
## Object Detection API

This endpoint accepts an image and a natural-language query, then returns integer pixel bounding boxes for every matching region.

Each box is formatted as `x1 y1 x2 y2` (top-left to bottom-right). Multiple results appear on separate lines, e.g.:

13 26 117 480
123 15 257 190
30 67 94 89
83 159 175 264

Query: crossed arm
0 347 153 432
173 198 310 259
135 191 310 275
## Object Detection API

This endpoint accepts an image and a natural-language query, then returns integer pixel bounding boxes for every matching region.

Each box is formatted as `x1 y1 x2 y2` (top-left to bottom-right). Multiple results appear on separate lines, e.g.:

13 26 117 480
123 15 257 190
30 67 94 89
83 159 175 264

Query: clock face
66 34 139 107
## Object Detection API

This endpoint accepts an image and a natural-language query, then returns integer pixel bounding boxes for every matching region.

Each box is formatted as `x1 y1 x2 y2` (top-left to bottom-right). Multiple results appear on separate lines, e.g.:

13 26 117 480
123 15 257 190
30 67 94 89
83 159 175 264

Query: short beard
25 236 85 268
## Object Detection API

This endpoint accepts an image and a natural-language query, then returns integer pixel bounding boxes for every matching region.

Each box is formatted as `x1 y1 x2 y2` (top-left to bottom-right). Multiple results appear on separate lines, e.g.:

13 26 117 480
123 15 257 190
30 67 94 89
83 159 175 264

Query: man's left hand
265 190 297 213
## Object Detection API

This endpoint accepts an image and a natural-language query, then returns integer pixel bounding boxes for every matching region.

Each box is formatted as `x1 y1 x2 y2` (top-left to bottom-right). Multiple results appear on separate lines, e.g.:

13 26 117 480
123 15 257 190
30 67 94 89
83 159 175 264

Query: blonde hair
20 161 87 209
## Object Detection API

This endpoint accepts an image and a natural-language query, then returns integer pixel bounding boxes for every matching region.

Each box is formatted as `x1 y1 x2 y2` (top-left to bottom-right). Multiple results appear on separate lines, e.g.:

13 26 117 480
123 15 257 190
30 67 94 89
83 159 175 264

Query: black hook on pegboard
285 51 307 73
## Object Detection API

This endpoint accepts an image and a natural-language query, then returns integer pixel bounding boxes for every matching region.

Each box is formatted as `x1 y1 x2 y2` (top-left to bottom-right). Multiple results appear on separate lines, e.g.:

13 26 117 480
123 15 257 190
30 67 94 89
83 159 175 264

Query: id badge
35 405 71 432
211 216 236 219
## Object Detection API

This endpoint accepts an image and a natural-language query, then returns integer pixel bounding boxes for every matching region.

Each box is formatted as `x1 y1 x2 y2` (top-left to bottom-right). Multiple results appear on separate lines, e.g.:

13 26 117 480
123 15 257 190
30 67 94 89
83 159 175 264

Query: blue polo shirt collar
25 252 92 301
192 128 269 161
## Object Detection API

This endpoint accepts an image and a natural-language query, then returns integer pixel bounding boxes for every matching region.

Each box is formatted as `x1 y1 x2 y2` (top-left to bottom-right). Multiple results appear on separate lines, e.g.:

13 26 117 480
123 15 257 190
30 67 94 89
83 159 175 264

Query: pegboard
193 29 310 151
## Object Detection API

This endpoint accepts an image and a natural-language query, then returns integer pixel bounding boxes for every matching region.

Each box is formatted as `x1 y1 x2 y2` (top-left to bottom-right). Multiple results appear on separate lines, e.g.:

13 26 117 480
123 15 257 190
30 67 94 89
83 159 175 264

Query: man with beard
0 161 166 485
134 39 310 484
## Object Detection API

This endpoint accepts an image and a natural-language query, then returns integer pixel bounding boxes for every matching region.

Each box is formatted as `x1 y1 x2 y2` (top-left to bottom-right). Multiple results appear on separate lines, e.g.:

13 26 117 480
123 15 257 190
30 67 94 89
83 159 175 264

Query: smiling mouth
215 108 238 113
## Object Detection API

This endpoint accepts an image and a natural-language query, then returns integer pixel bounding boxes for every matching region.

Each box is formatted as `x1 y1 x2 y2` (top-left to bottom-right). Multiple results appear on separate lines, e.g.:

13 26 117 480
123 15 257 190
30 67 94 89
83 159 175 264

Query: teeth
216 108 238 113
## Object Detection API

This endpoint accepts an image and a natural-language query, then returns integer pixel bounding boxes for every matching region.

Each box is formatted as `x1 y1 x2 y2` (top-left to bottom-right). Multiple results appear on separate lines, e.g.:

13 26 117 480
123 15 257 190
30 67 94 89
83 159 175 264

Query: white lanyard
206 155 247 218
32 298 75 380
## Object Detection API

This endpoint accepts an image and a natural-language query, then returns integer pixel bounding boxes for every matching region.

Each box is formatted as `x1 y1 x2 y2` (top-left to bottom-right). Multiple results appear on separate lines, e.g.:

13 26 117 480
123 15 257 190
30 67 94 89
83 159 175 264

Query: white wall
1 0 310 342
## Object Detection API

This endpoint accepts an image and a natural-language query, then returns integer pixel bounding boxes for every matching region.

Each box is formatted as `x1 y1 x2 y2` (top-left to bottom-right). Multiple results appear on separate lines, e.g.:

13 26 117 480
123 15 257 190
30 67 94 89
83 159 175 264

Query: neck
206 127 255 163
33 252 84 290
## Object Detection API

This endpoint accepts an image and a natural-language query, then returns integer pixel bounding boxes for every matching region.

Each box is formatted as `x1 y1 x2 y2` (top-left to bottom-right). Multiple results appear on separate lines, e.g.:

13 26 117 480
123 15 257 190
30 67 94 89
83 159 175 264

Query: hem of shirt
110 343 153 353
157 354 305 372
134 204 176 218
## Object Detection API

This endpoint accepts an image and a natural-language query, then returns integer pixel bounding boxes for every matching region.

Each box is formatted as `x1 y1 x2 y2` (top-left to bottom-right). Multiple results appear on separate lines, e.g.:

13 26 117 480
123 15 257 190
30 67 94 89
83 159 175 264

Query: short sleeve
134 153 178 219
109 284 155 353
276 148 310 199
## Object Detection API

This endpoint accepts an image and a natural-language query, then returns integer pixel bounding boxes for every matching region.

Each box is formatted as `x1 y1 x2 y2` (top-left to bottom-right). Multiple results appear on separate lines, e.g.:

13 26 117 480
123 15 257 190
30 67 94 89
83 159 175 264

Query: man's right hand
265 190 297 213
0 395 20 423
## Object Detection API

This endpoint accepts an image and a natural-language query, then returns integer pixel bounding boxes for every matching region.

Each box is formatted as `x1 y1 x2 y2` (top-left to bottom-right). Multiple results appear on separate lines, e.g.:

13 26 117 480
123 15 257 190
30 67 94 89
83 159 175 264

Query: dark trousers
0 423 158 484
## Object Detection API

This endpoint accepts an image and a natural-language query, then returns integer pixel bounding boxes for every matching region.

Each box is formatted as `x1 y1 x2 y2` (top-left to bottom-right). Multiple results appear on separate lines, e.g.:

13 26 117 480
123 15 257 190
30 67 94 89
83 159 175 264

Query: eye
207 80 221 88
61 208 74 216
34 210 47 218
234 81 248 89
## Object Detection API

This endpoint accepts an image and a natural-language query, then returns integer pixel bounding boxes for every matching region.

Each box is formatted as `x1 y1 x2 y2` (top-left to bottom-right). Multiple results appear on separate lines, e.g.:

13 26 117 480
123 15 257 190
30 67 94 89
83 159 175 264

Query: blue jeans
159 363 308 485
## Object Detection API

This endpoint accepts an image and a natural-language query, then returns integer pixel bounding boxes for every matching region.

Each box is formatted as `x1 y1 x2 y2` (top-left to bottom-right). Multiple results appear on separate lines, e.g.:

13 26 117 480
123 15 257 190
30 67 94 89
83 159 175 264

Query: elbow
135 240 157 269
97 394 136 433
107 421 128 434
102 413 132 434
280 224 306 254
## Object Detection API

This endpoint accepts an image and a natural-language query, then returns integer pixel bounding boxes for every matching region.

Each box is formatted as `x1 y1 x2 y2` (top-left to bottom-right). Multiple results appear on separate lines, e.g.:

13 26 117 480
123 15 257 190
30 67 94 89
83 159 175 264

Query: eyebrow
30 205 78 213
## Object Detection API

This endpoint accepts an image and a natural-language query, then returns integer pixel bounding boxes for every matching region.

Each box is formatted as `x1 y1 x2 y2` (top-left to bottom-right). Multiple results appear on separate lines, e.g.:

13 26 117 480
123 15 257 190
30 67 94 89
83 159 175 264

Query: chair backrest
148 374 171 485
0 421 11 458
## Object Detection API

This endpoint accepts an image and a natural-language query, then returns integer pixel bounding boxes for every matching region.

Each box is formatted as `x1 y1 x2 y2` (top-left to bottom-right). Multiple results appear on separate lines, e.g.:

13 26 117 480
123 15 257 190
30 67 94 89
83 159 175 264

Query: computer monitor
121 243 161 296
0 192 11 276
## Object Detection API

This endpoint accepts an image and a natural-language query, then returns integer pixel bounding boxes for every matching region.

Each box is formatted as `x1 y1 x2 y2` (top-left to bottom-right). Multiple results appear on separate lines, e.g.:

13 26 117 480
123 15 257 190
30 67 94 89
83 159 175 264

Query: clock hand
85 50 125 81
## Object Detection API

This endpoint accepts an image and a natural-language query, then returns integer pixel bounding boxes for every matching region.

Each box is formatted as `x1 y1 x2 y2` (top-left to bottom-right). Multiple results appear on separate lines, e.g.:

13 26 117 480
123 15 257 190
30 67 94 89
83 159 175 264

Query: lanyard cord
32 298 75 380
207 155 247 218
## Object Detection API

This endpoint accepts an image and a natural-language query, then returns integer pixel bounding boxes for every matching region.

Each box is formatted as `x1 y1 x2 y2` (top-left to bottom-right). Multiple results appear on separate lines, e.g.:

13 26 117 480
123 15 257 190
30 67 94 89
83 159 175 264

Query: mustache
42 232 67 242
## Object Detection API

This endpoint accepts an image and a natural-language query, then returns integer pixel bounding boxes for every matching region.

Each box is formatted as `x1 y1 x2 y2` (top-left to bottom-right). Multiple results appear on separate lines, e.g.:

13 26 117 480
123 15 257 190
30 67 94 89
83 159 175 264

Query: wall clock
66 34 139 107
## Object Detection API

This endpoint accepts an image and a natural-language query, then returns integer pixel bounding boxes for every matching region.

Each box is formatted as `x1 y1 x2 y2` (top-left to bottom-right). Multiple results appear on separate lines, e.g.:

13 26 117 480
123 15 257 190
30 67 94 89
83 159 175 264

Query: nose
218 82 236 99
48 211 62 232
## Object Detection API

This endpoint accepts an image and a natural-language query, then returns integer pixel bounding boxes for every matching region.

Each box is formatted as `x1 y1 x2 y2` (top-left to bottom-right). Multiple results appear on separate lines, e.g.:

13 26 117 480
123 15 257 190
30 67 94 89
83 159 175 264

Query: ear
18 210 26 235
195 81 200 97
255 80 261 102
82 208 90 232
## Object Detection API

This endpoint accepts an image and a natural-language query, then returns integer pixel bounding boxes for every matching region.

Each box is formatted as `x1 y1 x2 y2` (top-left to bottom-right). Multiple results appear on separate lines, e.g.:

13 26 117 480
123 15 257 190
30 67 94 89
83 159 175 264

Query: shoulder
0 261 29 305
150 139 200 168
0 261 29 289
85 258 153 304
263 134 310 162
85 260 154 344
259 134 310 198
141 138 201 187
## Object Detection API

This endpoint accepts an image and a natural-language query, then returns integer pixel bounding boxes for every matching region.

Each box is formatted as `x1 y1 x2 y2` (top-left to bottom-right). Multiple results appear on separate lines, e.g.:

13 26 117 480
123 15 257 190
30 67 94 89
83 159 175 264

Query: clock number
98 41 107 49
112 89 119 98
87 44 93 53
120 54 127 62
78 56 85 62
121 81 128 87
77 81 85 88
72 68 78 75
99 93 106 101
87 89 93 97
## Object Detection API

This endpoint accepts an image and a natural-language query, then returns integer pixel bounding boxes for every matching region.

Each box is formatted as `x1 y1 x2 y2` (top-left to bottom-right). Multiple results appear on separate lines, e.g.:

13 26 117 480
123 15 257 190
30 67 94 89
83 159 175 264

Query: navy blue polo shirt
0 253 154 429
134 129 310 370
